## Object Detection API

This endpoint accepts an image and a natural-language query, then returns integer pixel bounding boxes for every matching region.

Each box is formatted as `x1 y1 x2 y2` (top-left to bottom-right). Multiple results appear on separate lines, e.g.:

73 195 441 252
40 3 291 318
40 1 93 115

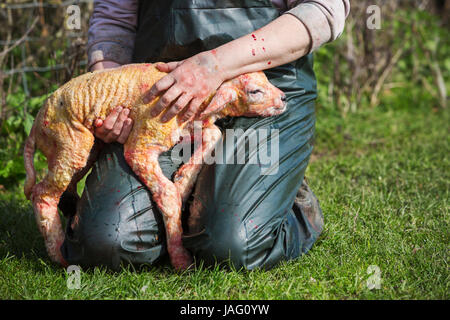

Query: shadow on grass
0 193 200 276
0 193 64 273
0 190 322 278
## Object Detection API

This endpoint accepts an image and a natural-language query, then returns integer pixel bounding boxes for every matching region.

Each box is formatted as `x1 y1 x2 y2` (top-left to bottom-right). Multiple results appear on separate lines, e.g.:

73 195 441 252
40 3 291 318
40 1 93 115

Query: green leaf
24 113 35 136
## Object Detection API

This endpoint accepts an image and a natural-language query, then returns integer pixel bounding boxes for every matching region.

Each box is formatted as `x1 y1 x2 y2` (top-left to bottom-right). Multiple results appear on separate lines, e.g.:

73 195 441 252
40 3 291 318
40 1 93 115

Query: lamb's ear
199 83 237 119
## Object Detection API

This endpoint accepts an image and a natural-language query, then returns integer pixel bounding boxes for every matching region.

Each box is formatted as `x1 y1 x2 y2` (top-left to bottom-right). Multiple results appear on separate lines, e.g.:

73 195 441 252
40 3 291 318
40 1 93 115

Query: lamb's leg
32 180 68 265
124 145 193 270
173 124 222 233
59 139 103 216
174 124 222 205
32 144 93 265
67 139 103 193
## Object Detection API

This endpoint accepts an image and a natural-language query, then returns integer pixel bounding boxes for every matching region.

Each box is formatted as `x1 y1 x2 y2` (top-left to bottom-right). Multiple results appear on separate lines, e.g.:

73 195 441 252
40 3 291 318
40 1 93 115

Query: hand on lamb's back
143 52 227 123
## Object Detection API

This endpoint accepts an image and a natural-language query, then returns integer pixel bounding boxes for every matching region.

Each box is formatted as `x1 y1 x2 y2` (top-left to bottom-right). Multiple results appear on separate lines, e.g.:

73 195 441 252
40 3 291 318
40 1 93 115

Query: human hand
143 51 226 123
89 62 134 144
94 106 133 144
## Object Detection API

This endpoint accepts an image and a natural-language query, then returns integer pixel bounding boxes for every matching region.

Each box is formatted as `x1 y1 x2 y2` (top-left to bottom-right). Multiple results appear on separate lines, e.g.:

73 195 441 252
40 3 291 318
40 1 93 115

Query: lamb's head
199 71 287 119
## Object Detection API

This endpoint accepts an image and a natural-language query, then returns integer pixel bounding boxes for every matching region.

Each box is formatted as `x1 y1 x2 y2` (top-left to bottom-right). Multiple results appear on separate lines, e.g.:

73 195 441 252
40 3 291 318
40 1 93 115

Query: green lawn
0 105 448 299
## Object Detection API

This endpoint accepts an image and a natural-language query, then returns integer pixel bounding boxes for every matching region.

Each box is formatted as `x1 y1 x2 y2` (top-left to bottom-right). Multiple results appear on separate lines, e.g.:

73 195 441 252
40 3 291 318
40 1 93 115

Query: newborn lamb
23 63 286 270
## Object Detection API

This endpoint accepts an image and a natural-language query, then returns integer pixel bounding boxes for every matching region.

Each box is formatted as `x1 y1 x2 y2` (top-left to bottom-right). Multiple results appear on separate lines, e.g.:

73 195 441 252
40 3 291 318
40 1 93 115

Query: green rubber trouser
60 0 324 270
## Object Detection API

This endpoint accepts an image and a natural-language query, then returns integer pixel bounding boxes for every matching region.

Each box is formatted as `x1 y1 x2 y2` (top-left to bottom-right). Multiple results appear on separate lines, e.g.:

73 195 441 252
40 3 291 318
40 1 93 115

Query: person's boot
293 177 324 234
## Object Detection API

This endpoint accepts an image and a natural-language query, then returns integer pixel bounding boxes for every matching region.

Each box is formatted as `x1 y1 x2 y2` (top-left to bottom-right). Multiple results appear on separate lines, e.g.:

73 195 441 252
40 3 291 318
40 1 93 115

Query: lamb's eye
248 89 263 95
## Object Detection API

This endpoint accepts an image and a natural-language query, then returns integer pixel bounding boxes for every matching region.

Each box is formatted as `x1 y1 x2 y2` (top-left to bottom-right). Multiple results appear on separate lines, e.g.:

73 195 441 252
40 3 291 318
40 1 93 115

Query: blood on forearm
212 14 312 80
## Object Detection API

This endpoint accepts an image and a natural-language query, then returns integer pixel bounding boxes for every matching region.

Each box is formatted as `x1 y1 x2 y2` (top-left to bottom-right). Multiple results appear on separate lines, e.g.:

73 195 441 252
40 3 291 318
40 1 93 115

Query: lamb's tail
24 123 37 200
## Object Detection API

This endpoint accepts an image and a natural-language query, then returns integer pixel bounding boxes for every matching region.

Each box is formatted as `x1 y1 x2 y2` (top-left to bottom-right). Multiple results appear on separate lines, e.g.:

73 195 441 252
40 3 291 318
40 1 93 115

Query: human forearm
87 0 138 70
213 0 350 80
144 0 350 123
144 14 312 122
213 14 312 81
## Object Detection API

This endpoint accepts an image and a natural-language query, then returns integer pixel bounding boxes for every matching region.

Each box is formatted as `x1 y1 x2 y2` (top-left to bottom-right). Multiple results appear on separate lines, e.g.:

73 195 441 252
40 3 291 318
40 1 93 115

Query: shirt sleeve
87 0 138 70
284 0 350 52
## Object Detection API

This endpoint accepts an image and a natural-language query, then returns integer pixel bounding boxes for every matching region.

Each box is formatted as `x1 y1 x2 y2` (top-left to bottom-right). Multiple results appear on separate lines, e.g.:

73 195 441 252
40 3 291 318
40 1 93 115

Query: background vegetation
0 0 448 299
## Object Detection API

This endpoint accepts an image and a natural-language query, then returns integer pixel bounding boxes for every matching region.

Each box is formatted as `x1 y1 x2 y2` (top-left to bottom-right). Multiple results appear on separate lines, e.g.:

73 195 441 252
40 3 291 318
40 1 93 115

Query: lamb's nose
281 95 286 102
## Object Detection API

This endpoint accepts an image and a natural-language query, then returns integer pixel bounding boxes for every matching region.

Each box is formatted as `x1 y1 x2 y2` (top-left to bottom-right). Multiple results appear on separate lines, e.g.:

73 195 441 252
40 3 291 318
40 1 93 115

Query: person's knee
76 224 123 269
187 219 250 270
186 209 307 271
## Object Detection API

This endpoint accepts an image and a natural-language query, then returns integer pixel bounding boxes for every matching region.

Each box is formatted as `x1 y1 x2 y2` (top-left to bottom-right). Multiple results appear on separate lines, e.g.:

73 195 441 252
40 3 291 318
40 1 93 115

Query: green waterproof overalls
61 0 324 270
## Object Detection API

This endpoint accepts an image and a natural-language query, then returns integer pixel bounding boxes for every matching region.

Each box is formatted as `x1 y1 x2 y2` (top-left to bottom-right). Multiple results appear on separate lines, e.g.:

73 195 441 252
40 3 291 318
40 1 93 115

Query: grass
0 104 448 300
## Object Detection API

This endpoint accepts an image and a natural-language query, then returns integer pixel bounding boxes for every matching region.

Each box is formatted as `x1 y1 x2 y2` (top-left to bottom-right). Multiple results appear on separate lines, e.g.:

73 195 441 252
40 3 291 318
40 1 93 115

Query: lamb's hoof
171 250 194 271
46 238 69 268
